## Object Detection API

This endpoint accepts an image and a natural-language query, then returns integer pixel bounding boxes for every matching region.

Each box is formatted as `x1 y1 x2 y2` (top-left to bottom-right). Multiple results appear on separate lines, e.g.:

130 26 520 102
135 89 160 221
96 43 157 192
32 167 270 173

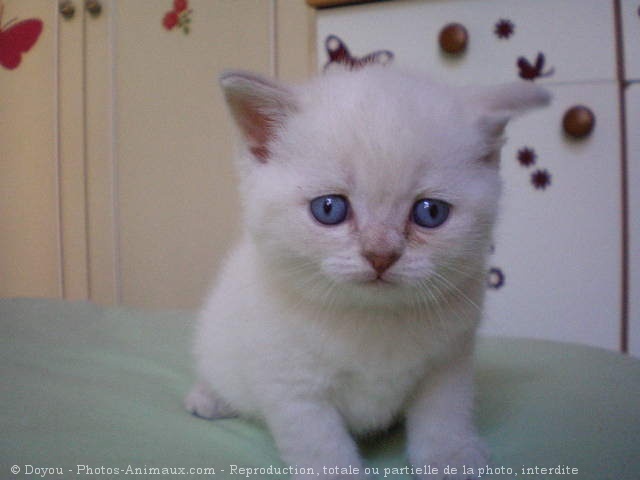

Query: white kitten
185 67 549 480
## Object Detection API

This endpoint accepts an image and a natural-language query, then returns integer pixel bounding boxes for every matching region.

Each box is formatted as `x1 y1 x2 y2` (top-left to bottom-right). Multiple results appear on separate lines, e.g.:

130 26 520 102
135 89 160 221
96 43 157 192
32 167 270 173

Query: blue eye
412 198 450 228
310 195 349 225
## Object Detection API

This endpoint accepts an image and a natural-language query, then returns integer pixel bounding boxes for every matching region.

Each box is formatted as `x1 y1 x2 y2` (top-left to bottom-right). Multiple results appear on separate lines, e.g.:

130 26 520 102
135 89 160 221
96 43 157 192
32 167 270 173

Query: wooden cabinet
0 0 313 308
315 0 636 353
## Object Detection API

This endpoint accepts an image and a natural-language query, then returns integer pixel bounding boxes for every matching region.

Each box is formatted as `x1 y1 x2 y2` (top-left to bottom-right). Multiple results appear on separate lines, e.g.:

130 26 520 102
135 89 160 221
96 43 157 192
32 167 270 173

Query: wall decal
0 1 43 70
494 19 514 39
517 52 554 80
531 169 551 190
324 35 393 71
487 267 505 290
517 147 552 191
163 0 192 34
517 147 537 168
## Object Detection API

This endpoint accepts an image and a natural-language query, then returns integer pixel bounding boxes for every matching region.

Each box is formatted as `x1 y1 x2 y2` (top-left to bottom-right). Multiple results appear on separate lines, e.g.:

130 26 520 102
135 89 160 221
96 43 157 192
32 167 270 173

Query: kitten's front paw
409 434 489 480
184 382 237 420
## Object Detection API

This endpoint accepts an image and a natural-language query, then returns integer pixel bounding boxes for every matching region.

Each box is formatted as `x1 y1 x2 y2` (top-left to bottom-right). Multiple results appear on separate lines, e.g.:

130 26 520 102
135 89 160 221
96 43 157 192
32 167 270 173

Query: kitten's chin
353 279 408 306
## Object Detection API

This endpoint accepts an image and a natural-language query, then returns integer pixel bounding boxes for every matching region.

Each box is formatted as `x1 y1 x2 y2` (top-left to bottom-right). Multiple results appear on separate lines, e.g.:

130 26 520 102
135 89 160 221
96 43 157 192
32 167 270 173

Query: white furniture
315 0 639 355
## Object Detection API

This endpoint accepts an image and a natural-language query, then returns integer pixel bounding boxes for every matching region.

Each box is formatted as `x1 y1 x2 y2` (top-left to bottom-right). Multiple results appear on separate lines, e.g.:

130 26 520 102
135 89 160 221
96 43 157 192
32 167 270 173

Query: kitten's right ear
467 81 551 139
219 70 297 163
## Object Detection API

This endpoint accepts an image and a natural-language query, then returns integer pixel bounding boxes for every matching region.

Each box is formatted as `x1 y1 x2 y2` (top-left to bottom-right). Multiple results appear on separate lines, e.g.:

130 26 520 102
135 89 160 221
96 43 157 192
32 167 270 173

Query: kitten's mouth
362 276 395 287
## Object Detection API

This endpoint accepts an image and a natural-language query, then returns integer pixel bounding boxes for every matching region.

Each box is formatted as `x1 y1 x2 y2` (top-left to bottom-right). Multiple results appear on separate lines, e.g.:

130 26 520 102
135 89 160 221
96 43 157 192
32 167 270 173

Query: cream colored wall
0 0 315 309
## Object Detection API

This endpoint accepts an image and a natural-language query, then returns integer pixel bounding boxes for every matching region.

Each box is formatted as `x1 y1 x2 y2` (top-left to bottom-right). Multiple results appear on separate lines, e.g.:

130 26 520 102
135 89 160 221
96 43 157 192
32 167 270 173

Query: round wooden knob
563 105 595 139
439 23 468 55
85 0 102 17
59 1 76 19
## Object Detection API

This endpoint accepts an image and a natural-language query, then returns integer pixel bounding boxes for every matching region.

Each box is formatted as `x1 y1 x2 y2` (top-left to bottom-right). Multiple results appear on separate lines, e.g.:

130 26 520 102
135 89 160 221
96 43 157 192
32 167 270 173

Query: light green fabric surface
1 298 638 479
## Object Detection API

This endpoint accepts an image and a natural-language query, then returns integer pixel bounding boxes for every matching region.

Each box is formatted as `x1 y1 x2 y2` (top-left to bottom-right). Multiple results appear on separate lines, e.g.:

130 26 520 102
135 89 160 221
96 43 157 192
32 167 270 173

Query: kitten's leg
406 351 488 480
264 399 367 480
184 381 237 420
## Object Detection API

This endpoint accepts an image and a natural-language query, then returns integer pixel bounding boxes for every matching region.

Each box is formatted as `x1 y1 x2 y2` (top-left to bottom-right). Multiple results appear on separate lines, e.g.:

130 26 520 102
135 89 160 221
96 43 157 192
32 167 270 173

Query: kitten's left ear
219 70 298 163
467 81 551 138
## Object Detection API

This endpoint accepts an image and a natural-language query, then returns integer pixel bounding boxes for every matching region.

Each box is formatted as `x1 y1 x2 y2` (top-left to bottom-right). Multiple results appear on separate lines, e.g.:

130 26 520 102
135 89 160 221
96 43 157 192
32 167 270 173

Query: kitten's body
193 237 478 433
186 67 549 480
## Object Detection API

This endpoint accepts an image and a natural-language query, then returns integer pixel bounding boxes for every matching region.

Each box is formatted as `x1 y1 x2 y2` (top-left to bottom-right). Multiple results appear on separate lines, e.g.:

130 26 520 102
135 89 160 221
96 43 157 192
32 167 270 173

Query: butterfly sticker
323 35 394 72
0 1 43 70
517 52 554 81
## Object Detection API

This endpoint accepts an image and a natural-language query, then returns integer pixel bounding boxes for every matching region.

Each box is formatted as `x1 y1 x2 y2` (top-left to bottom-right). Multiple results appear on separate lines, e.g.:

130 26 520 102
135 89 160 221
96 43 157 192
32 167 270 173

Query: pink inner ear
250 146 269 163
238 105 273 163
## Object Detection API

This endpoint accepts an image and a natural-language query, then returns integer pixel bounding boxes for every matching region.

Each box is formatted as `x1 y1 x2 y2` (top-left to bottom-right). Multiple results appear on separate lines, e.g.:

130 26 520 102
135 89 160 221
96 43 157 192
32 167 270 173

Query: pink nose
363 251 401 275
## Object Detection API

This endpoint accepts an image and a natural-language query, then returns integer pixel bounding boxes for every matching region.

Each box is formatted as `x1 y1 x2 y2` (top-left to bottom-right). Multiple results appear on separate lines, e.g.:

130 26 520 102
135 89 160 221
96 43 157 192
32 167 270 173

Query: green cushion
1 298 638 479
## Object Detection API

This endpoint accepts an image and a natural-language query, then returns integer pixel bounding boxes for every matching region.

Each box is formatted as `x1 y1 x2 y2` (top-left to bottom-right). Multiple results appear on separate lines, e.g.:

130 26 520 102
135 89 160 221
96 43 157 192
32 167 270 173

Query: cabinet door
0 1 310 308
481 83 622 351
316 0 616 84
107 1 273 308
0 1 60 298
628 83 640 357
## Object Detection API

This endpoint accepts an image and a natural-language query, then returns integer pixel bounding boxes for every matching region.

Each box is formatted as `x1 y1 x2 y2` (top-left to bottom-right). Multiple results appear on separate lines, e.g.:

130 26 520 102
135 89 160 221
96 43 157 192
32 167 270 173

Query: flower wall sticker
163 0 192 34
517 147 537 167
531 169 551 190
0 1 43 70
515 146 552 191
494 19 514 39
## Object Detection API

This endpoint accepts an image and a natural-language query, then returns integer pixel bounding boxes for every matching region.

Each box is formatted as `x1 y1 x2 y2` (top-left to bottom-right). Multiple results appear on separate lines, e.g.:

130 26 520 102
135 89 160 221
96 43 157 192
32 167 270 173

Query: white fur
186 67 549 480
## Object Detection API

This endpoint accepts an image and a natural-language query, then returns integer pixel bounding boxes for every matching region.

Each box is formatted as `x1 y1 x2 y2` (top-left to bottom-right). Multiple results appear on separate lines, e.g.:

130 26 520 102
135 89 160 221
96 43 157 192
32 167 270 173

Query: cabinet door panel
0 1 60 298
317 0 616 84
481 83 622 350
627 83 640 357
112 1 272 308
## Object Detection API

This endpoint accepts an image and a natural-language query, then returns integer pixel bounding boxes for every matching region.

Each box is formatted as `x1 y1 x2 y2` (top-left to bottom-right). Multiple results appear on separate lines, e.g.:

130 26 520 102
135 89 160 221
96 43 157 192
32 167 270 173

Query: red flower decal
174 0 188 13
162 0 191 34
163 11 178 30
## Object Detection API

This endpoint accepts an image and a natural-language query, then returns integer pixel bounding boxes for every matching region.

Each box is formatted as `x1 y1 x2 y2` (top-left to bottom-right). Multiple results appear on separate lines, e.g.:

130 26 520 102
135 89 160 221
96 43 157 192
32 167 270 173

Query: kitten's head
220 67 549 310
